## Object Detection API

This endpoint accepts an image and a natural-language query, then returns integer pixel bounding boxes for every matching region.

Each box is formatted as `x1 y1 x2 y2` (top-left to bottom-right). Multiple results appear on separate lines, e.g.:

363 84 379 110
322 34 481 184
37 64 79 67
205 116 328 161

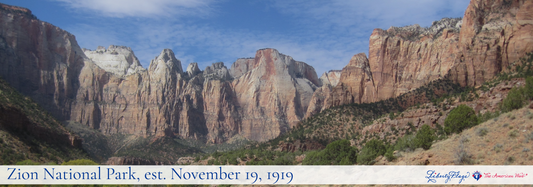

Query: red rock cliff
307 0 533 117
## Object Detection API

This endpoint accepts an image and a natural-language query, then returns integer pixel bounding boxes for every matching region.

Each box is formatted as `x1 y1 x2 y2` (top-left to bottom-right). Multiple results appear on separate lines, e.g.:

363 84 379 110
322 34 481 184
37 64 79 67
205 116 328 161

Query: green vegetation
171 52 533 165
526 76 533 99
444 105 478 134
302 139 357 165
384 124 437 161
274 78 464 147
477 110 501 124
500 76 533 113
15 159 40 165
0 78 89 165
114 136 201 164
357 139 386 165
62 159 99 165
501 86 527 112
415 125 436 150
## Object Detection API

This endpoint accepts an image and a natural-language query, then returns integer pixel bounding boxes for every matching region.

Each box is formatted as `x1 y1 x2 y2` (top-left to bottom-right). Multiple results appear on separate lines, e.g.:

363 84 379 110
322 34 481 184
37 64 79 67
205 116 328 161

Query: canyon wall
306 0 533 117
1 0 532 144
0 3 320 143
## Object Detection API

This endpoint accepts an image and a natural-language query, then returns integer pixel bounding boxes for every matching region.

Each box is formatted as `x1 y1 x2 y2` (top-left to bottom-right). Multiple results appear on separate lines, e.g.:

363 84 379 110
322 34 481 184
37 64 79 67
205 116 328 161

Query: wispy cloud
53 0 214 18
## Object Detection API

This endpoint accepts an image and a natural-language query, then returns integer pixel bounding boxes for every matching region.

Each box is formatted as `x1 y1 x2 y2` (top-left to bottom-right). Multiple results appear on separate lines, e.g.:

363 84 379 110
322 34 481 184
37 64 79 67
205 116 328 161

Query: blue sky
0 0 469 75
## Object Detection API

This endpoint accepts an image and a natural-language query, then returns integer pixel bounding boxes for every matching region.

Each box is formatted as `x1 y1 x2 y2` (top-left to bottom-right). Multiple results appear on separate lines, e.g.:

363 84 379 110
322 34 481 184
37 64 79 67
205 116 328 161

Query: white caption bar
0 165 532 185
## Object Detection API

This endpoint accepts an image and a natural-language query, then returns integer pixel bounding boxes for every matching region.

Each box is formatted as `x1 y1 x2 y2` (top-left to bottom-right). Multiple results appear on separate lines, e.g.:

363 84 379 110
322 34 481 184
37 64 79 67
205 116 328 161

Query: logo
472 171 482 181
426 170 470 184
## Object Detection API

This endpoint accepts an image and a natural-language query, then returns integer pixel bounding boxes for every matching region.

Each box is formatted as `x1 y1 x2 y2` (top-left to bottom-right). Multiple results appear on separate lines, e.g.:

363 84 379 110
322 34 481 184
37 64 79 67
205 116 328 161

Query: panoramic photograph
0 0 532 185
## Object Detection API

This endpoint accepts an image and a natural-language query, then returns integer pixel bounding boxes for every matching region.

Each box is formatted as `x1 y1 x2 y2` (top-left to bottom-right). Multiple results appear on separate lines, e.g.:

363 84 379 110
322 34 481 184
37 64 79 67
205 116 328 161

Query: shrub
505 156 515 165
357 139 386 165
302 151 329 165
501 87 526 112
454 144 473 165
273 155 294 165
526 132 533 143
394 134 417 152
509 130 519 138
302 139 358 165
384 146 396 161
476 127 489 136
525 76 533 100
478 111 500 123
15 159 40 165
444 105 478 134
415 125 436 150
61 159 98 165
493 144 503 153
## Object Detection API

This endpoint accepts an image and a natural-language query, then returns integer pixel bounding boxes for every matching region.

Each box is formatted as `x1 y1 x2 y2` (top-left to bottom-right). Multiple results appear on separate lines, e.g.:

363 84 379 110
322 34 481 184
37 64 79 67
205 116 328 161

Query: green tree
357 139 386 165
525 76 533 100
415 125 436 150
384 144 396 161
394 134 417 152
444 104 478 134
500 86 526 112
61 159 98 165
302 139 358 165
15 159 40 165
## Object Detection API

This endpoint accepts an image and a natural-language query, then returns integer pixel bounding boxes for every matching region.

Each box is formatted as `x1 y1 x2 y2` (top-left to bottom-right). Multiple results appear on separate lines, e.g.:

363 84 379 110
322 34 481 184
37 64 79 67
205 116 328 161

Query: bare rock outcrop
330 53 376 106
307 0 533 116
73 47 319 143
83 45 145 77
449 0 533 87
205 62 231 80
186 62 201 78
2 0 532 146
305 70 342 118
319 70 342 87
232 48 319 141
0 3 86 120
229 58 254 78
0 8 318 144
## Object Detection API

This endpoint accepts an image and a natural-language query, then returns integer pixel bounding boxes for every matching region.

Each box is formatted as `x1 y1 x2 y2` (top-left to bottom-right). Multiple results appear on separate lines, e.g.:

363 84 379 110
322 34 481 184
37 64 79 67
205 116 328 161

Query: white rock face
83 45 145 77
319 70 342 87
186 62 201 77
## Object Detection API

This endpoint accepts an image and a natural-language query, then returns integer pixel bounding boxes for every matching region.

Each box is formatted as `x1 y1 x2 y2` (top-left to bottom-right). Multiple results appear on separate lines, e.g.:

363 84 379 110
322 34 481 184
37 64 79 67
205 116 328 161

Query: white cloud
54 0 214 18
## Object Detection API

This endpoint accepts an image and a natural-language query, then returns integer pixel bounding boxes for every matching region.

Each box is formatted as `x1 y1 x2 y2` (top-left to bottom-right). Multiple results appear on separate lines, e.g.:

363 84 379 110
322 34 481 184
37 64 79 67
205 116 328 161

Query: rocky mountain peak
384 17 462 41
349 53 372 70
83 45 145 77
229 58 254 78
186 62 201 77
319 70 342 87
148 49 183 74
204 62 231 80
0 3 33 17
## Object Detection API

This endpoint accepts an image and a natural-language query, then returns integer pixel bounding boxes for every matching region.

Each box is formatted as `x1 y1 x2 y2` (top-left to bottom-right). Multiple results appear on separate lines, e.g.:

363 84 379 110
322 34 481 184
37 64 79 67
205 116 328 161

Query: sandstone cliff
74 47 320 142
1 0 532 147
305 70 342 118
306 0 533 117
448 0 533 87
232 48 320 141
319 70 341 87
0 3 86 120
0 6 320 144
83 45 145 77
